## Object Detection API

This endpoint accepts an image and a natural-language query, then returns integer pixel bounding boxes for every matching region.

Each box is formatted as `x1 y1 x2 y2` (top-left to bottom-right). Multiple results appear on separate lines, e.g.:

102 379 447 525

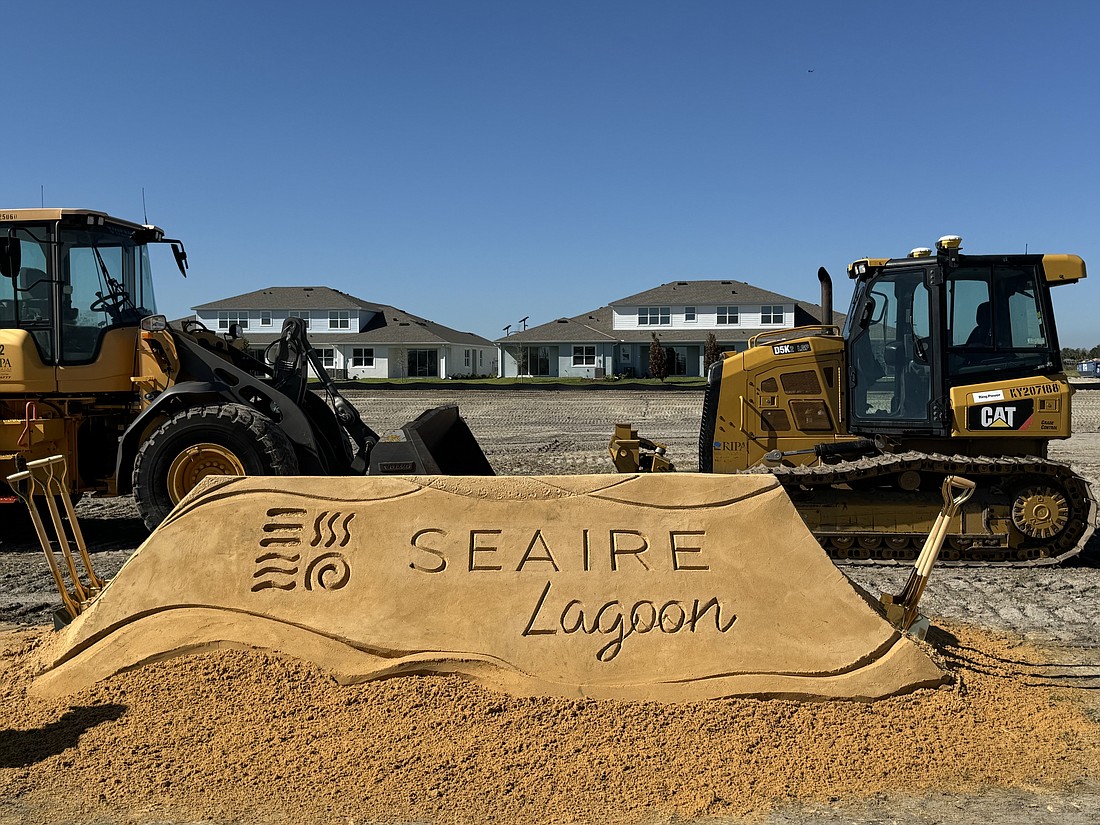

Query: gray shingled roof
239 301 491 348
609 279 797 307
496 306 620 344
496 281 843 345
351 304 492 346
193 286 491 347
193 286 381 312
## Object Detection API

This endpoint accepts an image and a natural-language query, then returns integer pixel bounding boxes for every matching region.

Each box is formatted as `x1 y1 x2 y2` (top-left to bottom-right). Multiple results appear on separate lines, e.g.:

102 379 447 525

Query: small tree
703 332 722 373
513 345 530 377
648 332 668 381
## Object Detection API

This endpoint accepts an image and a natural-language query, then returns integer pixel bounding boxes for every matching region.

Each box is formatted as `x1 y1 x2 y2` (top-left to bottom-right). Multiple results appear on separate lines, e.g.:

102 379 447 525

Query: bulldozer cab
844 238 1081 437
846 262 934 428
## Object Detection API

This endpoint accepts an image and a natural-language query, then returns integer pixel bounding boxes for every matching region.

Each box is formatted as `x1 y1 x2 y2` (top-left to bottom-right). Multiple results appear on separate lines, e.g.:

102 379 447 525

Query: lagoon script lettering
408 527 737 662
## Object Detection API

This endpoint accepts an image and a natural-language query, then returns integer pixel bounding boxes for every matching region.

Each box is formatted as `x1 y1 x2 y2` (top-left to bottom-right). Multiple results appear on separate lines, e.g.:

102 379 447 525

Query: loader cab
843 237 1076 438
0 209 170 380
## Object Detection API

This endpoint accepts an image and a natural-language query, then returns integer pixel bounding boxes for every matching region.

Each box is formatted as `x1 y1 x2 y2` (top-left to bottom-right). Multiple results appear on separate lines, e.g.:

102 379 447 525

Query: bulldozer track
751 452 1098 567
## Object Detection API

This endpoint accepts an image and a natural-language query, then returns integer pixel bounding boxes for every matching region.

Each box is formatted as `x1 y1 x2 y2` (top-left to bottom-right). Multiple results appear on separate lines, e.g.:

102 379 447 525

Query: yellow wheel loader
611 236 1097 565
0 208 490 530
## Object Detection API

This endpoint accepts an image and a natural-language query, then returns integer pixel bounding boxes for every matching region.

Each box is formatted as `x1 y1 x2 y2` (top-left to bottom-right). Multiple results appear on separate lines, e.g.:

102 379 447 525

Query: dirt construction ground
1 385 1098 824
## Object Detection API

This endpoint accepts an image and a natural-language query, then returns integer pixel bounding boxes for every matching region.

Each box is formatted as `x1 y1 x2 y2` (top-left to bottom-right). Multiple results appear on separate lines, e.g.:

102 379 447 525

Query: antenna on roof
40 185 44 207
503 324 512 335
519 316 528 330
142 187 149 224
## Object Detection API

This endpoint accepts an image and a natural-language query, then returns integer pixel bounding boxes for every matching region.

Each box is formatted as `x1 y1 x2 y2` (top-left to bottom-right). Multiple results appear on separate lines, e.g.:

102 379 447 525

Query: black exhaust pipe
817 267 833 326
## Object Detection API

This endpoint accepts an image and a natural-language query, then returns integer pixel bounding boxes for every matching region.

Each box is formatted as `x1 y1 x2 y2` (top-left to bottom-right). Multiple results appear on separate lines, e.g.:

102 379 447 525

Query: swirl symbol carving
304 552 351 591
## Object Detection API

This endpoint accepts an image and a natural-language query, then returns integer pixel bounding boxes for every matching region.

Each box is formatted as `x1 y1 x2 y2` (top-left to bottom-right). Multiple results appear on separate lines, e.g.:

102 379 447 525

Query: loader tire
133 403 298 531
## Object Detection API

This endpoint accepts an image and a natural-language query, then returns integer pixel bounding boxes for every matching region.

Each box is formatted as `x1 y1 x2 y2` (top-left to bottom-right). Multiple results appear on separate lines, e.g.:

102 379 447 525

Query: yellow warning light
936 235 963 251
908 247 933 258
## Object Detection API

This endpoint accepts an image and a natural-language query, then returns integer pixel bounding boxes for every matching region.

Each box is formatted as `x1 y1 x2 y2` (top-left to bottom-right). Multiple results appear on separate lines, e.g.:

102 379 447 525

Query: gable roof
496 280 844 344
342 303 492 346
193 286 381 312
499 306 621 344
609 279 797 307
193 286 491 346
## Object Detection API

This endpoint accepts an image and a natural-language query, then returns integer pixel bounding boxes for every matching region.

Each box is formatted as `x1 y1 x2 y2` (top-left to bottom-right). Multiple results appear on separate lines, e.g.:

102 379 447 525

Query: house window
637 307 671 326
761 305 784 325
260 311 272 327
351 347 374 367
684 306 696 322
329 310 350 330
408 349 438 377
717 306 738 325
289 310 310 328
667 347 688 376
464 349 472 368
572 345 596 366
218 310 248 330
516 346 551 376
313 347 335 368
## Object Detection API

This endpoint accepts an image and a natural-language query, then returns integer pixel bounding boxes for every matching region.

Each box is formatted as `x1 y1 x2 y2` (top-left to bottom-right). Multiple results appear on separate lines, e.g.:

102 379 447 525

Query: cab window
0 225 54 362
59 228 156 364
947 264 1052 380
848 268 932 425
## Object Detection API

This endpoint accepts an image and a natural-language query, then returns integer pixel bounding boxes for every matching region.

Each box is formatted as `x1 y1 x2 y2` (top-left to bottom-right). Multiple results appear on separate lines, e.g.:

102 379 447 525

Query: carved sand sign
33 474 946 701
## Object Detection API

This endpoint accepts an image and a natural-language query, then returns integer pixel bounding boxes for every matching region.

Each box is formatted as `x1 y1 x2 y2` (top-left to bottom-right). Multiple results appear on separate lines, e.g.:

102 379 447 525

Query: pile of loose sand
0 622 1096 825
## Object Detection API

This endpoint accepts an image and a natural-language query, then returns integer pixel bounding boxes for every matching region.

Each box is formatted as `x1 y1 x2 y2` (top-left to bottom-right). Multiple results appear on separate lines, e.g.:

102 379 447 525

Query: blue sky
5 2 1099 346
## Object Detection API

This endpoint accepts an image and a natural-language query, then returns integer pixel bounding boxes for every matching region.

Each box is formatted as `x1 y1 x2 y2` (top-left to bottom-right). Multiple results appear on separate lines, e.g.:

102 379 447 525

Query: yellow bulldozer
611 236 1097 565
0 208 491 531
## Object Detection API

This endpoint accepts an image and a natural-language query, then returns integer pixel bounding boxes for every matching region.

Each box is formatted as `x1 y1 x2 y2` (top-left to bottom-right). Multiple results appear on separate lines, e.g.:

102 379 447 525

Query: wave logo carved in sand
259 508 356 548
252 508 354 592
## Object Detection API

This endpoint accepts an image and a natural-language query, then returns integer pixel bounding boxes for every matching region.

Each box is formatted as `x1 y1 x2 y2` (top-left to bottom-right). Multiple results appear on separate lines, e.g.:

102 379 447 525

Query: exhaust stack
818 267 833 326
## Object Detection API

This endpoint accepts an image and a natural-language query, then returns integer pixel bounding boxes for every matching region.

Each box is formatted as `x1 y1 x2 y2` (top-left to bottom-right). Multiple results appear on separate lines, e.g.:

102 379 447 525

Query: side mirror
858 298 875 330
170 242 188 277
0 236 21 280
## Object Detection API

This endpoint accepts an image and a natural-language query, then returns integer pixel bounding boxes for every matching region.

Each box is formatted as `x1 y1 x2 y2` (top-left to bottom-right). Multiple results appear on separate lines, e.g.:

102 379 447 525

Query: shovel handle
886 474 977 632
941 475 976 518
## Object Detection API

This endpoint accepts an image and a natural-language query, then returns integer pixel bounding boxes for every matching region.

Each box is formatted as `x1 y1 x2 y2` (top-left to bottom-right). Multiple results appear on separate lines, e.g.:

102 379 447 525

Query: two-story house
496 280 837 378
193 287 495 379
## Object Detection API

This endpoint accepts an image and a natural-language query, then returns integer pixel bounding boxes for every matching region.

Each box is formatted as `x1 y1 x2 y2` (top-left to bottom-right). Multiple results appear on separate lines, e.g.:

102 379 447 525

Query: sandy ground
1 384 1098 824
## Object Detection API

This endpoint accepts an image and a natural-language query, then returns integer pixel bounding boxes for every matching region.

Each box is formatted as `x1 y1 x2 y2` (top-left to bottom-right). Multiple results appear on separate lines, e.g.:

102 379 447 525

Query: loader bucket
32 473 946 702
371 405 495 476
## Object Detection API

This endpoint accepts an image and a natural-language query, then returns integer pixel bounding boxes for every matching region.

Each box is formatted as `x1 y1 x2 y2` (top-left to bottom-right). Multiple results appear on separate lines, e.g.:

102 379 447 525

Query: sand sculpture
33 473 946 701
